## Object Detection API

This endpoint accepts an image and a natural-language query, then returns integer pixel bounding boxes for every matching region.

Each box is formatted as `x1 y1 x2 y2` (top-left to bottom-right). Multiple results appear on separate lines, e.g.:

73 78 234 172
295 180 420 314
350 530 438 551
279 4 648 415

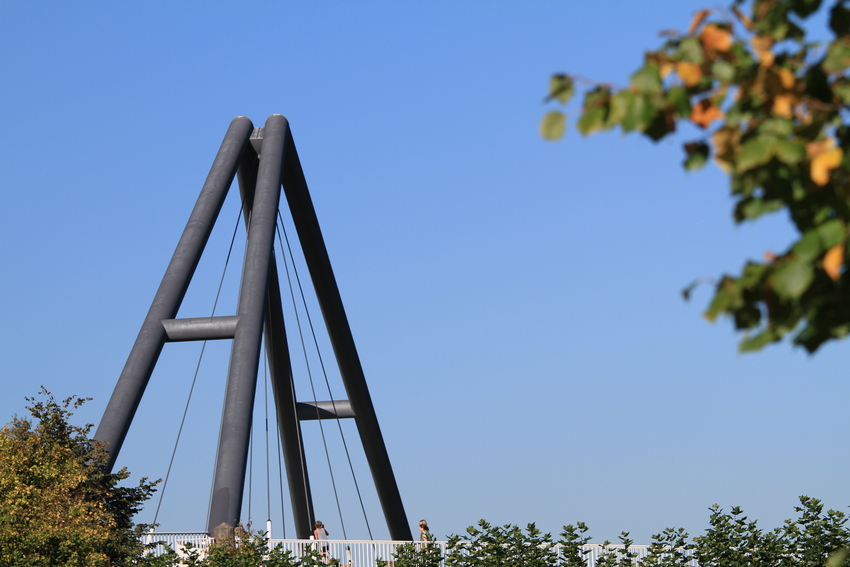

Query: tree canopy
0 389 158 567
542 0 850 353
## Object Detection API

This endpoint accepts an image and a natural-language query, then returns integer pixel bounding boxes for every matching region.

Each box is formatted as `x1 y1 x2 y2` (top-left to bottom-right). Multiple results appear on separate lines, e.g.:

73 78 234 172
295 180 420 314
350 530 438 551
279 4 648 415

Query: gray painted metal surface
296 400 356 421
162 316 239 341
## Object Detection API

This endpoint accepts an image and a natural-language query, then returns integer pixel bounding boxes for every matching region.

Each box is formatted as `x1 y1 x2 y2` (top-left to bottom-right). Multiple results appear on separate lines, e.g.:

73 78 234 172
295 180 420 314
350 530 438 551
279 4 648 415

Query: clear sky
1 0 847 545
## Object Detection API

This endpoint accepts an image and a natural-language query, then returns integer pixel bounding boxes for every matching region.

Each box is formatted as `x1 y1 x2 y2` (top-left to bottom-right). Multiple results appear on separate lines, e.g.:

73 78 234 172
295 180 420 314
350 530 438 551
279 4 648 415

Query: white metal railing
141 535 698 567
142 532 213 559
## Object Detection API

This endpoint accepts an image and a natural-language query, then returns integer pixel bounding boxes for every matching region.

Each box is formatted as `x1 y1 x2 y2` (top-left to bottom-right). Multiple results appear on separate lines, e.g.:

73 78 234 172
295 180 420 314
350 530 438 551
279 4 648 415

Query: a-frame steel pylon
93 115 412 541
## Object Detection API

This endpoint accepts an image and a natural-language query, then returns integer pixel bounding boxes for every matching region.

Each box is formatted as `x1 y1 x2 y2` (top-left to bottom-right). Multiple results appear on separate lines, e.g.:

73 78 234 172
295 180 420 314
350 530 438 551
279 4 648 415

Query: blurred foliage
0 388 158 567
543 0 850 353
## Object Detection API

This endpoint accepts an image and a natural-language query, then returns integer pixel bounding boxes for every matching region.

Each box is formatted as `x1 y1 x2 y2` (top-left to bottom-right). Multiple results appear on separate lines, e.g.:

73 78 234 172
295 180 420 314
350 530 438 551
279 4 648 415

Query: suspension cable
276 402 287 539
263 243 311 539
248 424 253 525
264 349 271 528
275 216 347 539
154 201 245 529
276 211 373 540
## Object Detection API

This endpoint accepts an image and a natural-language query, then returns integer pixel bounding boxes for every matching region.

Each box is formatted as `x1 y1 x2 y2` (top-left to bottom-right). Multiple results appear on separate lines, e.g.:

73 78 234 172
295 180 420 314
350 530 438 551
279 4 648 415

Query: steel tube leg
264 263 316 538
208 115 288 534
236 144 315 538
280 128 412 541
94 116 254 472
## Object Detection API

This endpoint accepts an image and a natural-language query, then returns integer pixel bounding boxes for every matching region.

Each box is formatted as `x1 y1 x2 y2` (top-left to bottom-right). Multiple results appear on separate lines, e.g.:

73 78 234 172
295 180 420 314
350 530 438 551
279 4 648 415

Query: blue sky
1 0 848 544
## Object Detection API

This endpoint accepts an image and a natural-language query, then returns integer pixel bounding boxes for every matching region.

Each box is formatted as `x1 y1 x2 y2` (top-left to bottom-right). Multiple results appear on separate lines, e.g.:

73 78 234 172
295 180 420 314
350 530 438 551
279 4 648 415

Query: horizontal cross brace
296 400 355 421
162 316 240 342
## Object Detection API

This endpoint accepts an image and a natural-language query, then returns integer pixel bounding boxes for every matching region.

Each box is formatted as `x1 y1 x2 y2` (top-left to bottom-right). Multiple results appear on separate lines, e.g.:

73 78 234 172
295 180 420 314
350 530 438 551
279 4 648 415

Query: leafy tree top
0 388 158 567
543 0 850 353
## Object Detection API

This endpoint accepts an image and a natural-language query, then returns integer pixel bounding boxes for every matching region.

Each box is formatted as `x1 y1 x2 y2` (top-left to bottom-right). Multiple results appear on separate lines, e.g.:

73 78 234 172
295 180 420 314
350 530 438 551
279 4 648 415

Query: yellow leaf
811 147 843 186
677 61 703 87
750 36 775 66
701 24 732 52
688 9 711 35
660 61 675 79
691 99 725 128
772 94 796 118
779 68 795 89
824 243 845 280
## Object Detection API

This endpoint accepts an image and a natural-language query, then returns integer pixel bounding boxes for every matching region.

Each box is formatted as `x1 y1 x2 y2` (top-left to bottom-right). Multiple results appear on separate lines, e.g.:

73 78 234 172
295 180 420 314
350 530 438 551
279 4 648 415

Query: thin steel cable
248 425 253 524
275 215 347 539
266 234 311 537
264 349 271 525
154 201 245 529
276 400 287 539
277 211 374 540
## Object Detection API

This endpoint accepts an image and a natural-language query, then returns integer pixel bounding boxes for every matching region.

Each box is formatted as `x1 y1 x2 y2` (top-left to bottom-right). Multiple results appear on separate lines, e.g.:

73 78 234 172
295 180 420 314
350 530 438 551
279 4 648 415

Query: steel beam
296 400 355 421
162 316 239 342
94 116 254 471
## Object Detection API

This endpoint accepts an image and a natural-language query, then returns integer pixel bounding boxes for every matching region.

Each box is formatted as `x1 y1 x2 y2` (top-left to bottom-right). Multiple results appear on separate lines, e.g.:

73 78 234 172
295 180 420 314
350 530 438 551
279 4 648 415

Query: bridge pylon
94 115 412 541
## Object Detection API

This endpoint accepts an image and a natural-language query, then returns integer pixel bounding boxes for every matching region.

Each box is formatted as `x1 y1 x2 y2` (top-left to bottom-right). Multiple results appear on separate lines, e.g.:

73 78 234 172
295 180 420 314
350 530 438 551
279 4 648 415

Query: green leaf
711 61 736 83
631 63 662 93
736 197 784 220
679 37 704 64
683 141 710 170
816 219 845 249
607 90 632 127
774 140 805 164
759 118 794 137
736 137 776 172
577 106 607 135
773 258 814 298
619 92 654 132
739 329 778 352
824 38 850 73
540 111 566 140
577 88 612 135
793 230 822 261
832 77 850 103
548 74 574 104
666 86 691 116
705 276 738 321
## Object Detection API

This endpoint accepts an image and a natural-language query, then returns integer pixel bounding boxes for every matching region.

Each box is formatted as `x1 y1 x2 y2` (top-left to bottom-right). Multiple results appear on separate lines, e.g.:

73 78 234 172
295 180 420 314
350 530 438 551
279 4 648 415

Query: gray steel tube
208 115 288 533
94 116 254 472
162 316 239 342
296 400 355 421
